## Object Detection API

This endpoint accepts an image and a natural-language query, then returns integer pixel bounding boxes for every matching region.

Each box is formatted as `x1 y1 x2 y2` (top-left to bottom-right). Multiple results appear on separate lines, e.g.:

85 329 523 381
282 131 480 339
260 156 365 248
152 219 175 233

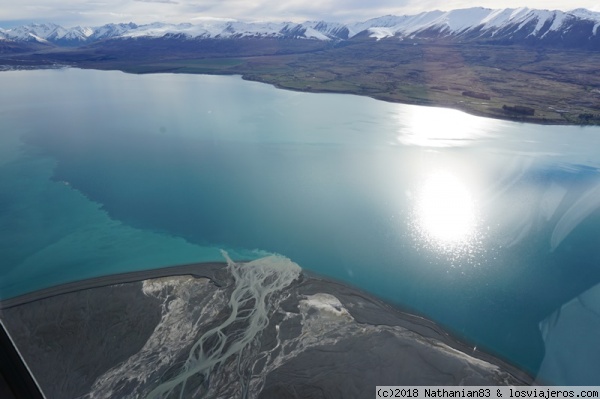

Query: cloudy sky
1 0 599 27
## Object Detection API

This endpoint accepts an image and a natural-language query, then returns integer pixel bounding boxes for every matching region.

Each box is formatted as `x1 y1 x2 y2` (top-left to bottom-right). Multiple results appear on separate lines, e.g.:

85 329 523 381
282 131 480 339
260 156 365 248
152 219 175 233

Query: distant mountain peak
1 7 599 50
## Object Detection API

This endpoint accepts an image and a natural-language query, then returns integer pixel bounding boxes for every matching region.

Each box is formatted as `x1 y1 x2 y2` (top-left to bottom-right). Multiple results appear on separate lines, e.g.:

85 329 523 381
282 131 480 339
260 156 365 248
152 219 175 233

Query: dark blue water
1 68 600 382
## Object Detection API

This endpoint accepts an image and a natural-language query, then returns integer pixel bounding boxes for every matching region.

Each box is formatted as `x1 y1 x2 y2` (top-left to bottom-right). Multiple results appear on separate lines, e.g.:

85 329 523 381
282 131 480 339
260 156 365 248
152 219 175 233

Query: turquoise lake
1 68 600 383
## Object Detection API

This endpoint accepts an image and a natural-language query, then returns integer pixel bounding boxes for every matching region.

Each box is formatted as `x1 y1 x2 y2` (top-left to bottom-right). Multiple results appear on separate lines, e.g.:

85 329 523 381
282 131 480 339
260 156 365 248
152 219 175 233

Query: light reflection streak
397 106 494 147
551 182 600 251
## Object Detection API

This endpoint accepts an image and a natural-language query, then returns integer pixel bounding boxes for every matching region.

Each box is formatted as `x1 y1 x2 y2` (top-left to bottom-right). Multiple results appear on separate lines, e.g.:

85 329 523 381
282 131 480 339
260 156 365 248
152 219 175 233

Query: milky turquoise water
1 68 600 379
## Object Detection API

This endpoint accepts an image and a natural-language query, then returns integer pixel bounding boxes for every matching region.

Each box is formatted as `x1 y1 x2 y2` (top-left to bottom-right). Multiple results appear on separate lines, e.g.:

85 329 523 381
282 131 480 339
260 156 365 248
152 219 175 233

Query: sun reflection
415 171 478 253
397 106 493 147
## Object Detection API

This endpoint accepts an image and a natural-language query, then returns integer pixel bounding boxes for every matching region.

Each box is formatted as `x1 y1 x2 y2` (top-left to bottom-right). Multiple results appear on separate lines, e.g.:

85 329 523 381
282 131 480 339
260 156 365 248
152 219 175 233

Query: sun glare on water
415 171 478 252
397 106 493 147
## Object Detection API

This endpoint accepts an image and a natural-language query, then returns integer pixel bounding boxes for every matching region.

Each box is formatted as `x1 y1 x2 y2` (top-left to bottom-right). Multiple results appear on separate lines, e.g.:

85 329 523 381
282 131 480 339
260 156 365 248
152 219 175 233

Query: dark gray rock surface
1 282 162 398
0 258 532 399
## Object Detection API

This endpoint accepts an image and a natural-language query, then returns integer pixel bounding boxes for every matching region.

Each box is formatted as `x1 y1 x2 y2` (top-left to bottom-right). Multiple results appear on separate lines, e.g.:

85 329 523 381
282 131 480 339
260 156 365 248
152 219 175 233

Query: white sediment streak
87 256 515 398
247 291 509 392
146 251 300 399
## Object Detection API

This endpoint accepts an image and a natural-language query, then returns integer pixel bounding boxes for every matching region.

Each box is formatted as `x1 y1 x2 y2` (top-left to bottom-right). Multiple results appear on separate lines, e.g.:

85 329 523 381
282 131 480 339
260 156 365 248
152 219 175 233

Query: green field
3 38 600 125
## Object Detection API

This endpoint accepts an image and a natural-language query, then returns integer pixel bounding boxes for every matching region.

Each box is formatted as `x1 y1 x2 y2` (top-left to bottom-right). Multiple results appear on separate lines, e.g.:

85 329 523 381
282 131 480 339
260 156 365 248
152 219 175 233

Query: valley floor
2 40 600 125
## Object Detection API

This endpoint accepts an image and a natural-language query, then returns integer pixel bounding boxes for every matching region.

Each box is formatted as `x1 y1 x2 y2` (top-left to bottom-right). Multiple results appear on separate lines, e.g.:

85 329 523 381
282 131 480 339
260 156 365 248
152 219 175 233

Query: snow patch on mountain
368 27 396 40
1 7 599 45
347 7 600 40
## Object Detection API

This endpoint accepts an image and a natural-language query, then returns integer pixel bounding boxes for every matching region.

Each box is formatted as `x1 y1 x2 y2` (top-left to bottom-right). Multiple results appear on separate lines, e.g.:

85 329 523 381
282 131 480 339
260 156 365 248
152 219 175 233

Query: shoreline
0 261 534 384
238 75 580 127
1 60 596 127
2 38 599 127
0 262 231 309
102 66 600 127
82 64 591 127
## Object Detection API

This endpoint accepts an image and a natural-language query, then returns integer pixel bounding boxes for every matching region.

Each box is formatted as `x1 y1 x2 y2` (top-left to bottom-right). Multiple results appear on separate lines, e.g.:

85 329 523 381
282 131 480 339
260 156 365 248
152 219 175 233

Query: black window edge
0 319 45 399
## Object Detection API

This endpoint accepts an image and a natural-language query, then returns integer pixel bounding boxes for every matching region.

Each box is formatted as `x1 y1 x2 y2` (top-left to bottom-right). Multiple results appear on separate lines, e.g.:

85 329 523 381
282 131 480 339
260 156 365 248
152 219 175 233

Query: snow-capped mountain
0 20 343 43
0 23 94 45
1 7 599 49
346 7 600 43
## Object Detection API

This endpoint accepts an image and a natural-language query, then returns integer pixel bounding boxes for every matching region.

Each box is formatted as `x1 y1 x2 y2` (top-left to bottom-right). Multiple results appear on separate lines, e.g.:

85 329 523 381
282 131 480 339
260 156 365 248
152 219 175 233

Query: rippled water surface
1 68 600 381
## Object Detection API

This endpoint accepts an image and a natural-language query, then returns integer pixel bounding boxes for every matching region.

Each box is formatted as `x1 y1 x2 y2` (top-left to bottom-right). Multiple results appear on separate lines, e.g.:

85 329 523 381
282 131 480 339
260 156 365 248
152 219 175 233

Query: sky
1 0 599 28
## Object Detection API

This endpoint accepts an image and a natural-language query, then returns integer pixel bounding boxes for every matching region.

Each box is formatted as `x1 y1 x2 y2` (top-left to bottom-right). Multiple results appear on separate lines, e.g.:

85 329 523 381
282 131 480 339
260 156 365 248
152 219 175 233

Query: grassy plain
229 42 600 124
3 38 600 124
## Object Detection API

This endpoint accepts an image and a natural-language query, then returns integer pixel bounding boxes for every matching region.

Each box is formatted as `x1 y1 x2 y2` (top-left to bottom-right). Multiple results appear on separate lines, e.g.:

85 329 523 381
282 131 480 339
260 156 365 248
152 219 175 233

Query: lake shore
1 260 534 398
2 41 599 126
240 74 573 126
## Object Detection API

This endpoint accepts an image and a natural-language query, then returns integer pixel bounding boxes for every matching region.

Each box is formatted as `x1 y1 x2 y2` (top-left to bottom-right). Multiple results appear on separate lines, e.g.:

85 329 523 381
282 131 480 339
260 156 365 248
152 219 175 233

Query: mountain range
1 7 600 49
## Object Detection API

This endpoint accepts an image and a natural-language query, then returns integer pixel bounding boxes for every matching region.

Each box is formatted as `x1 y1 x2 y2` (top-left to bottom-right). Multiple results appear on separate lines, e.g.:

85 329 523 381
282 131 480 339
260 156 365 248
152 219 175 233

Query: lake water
1 68 600 383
